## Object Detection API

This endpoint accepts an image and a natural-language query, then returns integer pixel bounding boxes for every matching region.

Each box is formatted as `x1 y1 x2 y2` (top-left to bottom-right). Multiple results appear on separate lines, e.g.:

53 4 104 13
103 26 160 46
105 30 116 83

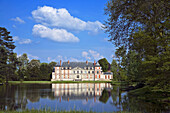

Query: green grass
8 80 112 84
111 81 128 85
8 81 52 84
52 81 112 83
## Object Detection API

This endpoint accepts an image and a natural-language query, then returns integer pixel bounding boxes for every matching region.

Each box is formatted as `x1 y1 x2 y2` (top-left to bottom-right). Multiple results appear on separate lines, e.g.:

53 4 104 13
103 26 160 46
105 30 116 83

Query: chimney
94 60 96 66
60 60 61 66
86 60 88 64
68 60 70 64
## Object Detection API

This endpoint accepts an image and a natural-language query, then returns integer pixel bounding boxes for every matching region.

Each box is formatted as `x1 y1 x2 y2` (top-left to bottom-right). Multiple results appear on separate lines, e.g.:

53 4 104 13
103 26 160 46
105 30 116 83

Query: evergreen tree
0 27 16 83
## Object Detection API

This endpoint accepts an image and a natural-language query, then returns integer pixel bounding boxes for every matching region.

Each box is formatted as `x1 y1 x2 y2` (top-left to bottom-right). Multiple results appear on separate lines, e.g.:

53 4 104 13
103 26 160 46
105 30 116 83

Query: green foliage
40 63 51 80
26 59 41 80
17 53 29 80
98 58 110 72
110 59 118 81
105 0 170 90
0 27 17 83
15 54 57 81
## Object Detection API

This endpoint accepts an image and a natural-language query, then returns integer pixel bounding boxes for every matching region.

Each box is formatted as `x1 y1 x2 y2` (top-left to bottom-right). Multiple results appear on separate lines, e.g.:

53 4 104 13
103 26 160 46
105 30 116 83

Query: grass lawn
8 81 52 84
8 80 112 84
52 81 112 83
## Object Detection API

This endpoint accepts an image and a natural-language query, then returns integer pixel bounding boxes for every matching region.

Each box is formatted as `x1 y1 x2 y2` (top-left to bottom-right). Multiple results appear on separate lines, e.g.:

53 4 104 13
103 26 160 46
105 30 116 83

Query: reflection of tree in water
0 85 27 110
0 84 55 111
99 85 169 112
121 91 169 112
110 86 122 110
99 89 110 103
107 85 169 112
25 84 55 103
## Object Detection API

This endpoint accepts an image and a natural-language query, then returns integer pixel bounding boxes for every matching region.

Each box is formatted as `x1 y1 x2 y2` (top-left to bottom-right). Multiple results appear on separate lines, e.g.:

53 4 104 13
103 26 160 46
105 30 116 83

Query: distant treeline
0 27 56 82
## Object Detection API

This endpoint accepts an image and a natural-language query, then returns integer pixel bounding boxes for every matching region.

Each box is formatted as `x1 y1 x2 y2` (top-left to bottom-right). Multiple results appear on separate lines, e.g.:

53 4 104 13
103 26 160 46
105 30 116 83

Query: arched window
77 75 79 78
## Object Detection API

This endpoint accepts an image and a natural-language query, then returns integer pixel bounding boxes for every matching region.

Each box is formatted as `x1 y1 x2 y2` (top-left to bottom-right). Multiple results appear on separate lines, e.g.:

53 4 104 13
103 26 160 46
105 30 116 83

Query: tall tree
0 27 16 83
110 59 119 81
105 0 169 89
26 59 40 81
17 53 29 80
40 63 51 80
98 58 110 72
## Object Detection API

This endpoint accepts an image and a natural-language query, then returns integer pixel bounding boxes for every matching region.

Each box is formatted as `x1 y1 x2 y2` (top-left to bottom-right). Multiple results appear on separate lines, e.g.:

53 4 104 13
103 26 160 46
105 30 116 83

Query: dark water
0 83 169 112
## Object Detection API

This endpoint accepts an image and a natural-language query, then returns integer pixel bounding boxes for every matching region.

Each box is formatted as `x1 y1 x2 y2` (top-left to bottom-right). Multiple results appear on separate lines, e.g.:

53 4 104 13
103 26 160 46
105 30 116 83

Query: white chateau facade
51 60 113 81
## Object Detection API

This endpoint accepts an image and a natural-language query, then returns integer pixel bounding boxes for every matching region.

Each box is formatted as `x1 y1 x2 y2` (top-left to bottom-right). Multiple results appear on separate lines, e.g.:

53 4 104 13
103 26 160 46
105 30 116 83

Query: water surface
0 83 168 112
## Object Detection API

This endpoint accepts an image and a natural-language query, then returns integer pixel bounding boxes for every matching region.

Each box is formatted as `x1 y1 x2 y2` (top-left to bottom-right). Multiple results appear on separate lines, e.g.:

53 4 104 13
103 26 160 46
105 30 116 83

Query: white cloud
12 25 16 28
47 57 51 61
82 50 104 60
13 36 32 44
32 24 79 42
47 57 56 62
70 57 79 62
28 54 39 59
17 53 39 60
32 6 103 33
89 50 104 60
82 51 91 60
19 39 32 44
17 54 22 58
13 36 19 41
11 17 25 24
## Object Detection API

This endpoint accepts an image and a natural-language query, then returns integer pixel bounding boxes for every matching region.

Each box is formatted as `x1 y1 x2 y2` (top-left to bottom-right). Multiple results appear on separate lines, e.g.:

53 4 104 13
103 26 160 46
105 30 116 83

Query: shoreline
7 80 112 84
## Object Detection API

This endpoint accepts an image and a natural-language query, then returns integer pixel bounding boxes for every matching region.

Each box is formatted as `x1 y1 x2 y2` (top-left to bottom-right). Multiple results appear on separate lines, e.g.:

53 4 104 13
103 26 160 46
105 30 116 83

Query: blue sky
0 0 115 63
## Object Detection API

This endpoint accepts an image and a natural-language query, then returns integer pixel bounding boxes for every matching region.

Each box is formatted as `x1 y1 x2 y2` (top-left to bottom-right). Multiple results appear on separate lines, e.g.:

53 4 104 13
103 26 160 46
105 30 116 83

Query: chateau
51 60 113 81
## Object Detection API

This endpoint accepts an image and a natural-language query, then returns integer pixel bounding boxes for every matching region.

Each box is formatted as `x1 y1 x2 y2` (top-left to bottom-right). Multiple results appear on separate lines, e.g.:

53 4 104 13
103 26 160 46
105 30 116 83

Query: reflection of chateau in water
52 83 112 101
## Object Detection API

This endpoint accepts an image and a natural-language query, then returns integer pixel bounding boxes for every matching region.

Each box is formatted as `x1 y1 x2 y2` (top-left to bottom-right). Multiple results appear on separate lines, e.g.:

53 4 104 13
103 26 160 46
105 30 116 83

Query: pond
0 83 169 112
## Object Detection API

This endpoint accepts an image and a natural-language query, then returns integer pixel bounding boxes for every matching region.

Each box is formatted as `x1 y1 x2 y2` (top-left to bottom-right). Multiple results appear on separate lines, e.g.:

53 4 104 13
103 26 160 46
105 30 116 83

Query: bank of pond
0 83 169 113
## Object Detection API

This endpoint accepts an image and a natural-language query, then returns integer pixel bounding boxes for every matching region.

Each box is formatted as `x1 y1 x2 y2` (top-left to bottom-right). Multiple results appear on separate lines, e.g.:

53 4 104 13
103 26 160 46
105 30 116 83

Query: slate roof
62 62 94 69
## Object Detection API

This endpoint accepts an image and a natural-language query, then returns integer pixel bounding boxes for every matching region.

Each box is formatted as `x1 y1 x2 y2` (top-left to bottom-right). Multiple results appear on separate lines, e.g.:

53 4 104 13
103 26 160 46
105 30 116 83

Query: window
77 75 79 78
52 75 55 79
81 71 83 73
77 71 79 74
88 71 90 74
92 71 94 74
97 71 99 74
74 71 75 74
